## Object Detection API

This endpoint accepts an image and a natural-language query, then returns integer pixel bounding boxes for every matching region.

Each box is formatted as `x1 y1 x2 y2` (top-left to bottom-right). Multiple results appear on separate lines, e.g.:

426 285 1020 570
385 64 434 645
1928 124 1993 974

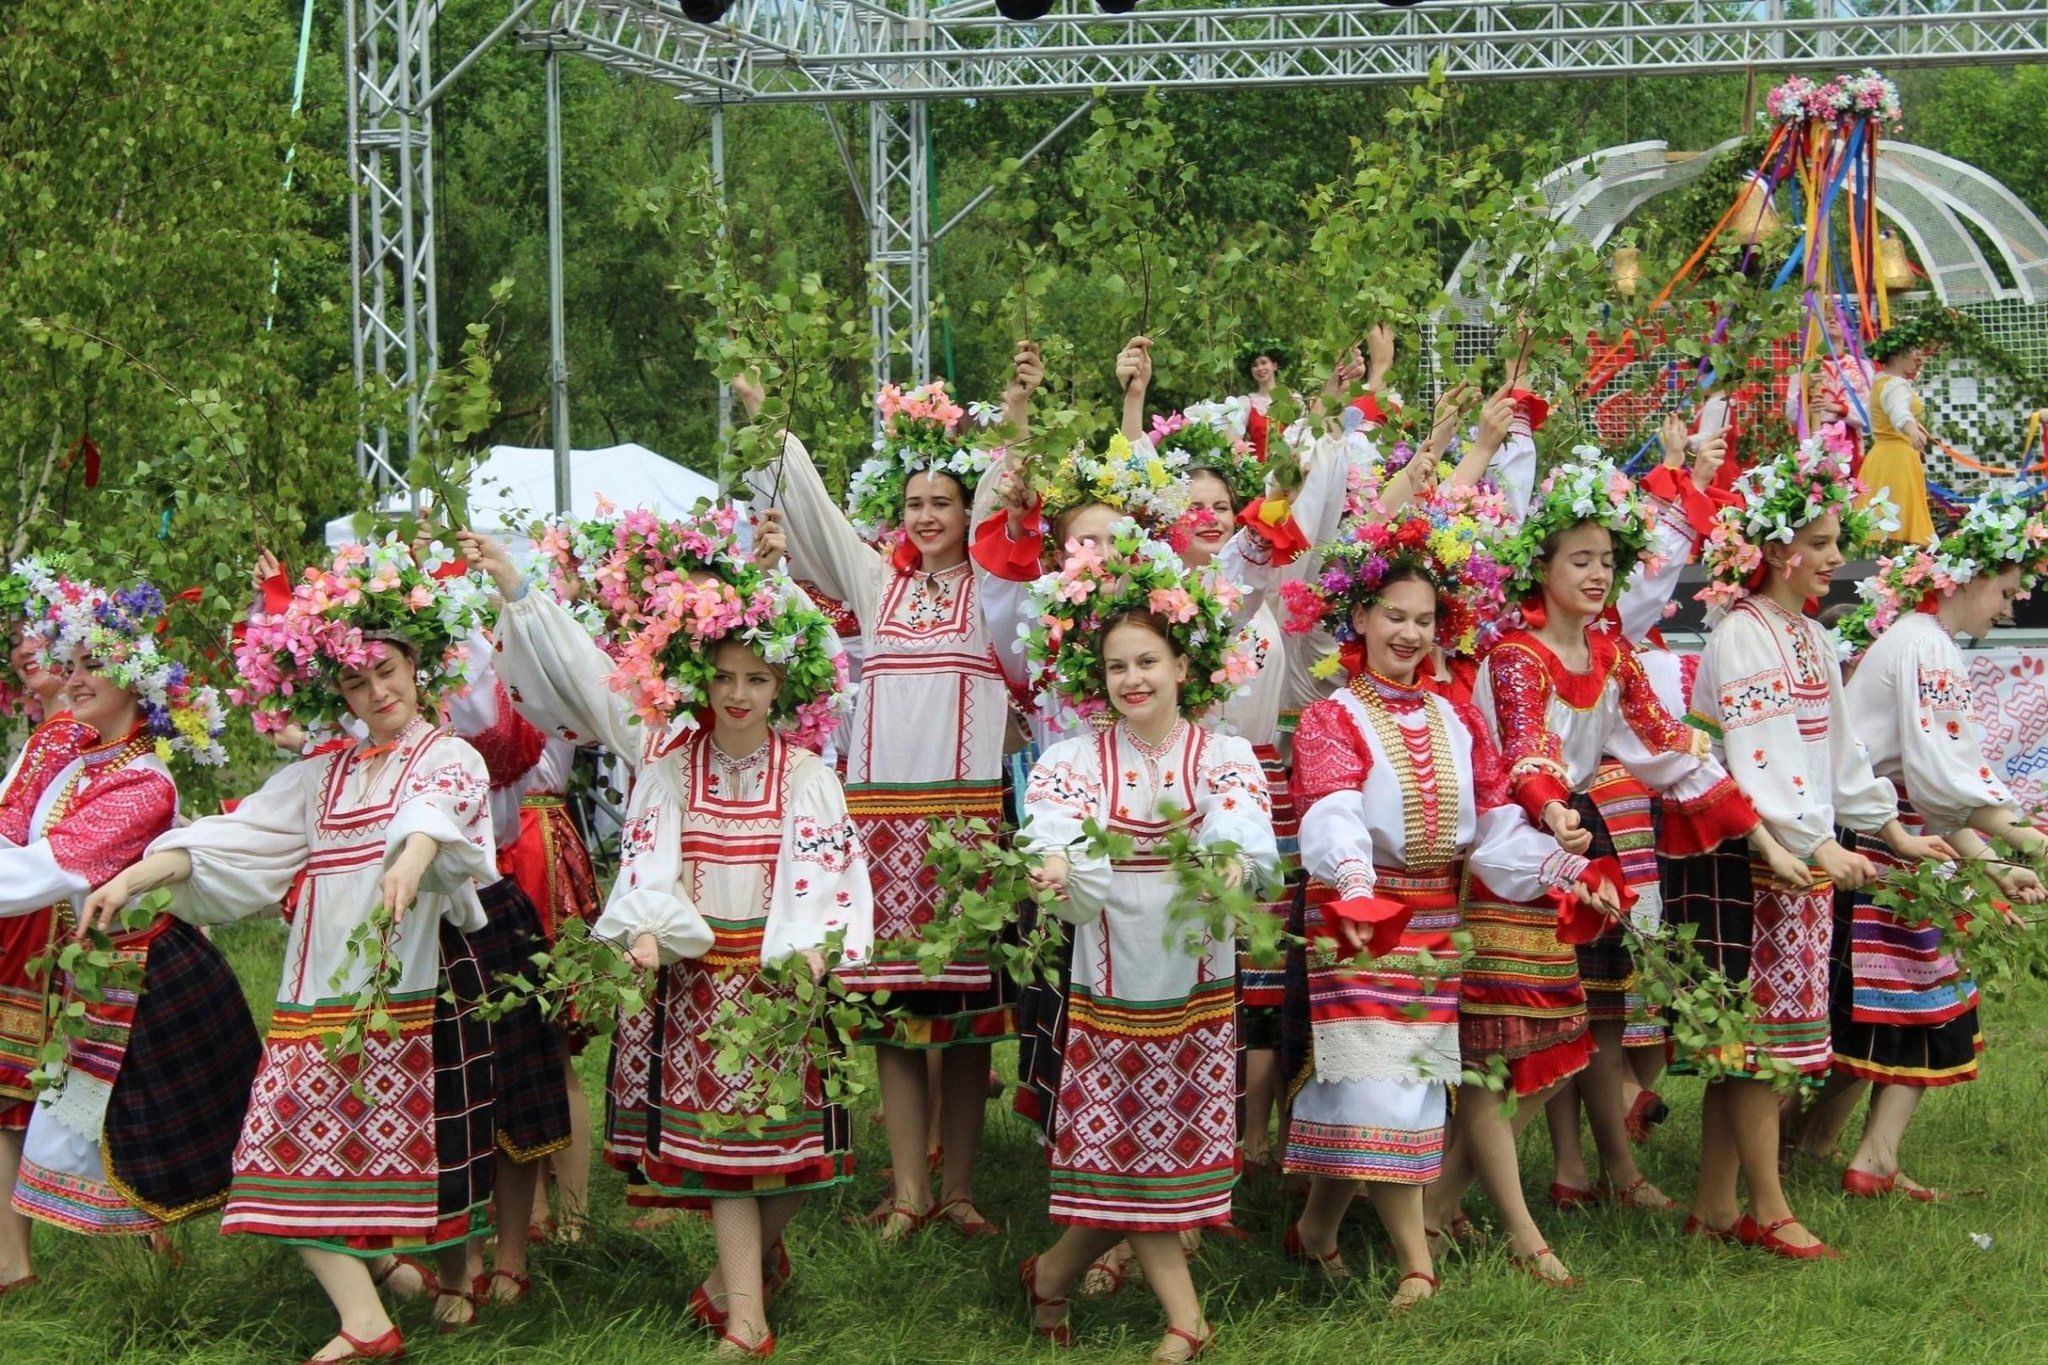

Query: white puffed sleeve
1020 737 1114 925
763 754 875 968
492 587 650 765
1192 733 1279 895
1826 644 1903 836
1615 497 1700 644
1486 432 1539 528
592 754 714 964
150 761 316 926
1877 624 2013 834
1466 806 1591 905
1879 375 1919 430
387 735 496 930
743 431 886 624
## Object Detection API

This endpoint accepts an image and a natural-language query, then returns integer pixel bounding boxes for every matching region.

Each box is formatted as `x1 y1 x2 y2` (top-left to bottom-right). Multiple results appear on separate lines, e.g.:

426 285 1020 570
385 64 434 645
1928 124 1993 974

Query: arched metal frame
347 0 2048 487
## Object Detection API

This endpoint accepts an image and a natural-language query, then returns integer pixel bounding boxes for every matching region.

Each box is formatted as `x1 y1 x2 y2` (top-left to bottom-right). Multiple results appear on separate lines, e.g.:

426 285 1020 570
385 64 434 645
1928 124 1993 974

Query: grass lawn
5 917 2047 1364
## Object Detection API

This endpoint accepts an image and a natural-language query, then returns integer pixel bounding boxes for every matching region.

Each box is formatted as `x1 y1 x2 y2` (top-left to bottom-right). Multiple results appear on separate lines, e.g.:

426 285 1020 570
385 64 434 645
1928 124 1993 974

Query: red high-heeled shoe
1547 1181 1597 1211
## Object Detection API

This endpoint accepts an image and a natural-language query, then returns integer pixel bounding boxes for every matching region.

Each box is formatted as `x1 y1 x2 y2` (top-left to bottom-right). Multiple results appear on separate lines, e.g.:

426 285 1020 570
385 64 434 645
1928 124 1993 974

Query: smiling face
1100 616 1187 732
63 657 143 740
8 626 59 702
1767 509 1846 603
1057 503 1122 559
1352 573 1438 685
707 637 779 750
1248 353 1280 389
902 470 968 566
1538 521 1617 621
1948 564 2022 641
336 643 421 743
1178 470 1237 568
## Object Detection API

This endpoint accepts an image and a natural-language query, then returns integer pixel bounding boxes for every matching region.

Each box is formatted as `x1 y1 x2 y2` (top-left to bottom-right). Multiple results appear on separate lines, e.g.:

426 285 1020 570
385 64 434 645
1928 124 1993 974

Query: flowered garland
1279 495 1511 671
1697 435 1900 614
1154 403 1266 507
1494 451 1659 604
532 498 749 652
0 555 76 720
1831 484 2048 659
22 566 227 765
1765 69 1901 126
608 557 850 751
1020 517 1257 729
1039 431 1193 527
230 535 494 734
845 381 994 543
1870 307 1974 363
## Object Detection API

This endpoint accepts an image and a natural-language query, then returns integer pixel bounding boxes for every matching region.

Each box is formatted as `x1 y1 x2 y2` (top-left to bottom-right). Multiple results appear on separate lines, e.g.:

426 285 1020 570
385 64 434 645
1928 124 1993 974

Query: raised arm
741 430 886 620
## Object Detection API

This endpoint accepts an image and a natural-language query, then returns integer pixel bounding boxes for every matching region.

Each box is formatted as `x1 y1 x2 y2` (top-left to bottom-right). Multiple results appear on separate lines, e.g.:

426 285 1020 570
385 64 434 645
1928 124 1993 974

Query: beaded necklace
1349 671 1458 871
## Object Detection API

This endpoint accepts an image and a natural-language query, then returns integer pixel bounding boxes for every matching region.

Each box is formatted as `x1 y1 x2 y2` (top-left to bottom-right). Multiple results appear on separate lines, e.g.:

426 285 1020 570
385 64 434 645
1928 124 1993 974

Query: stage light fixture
1096 0 1142 12
995 0 1058 16
679 0 734 23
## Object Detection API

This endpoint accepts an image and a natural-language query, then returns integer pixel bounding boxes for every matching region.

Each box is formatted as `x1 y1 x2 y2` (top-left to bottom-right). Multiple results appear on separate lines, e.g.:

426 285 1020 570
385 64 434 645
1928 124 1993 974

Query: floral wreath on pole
1494 452 1660 607
1765 69 1902 128
230 534 494 734
23 565 227 765
845 381 995 545
1020 518 1259 731
1696 435 1900 615
1278 497 1511 677
607 551 850 750
533 499 751 653
1830 484 2048 661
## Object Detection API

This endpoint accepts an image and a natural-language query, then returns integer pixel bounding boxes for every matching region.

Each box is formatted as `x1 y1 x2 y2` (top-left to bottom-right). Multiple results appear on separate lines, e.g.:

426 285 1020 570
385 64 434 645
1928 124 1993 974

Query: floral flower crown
1038 431 1193 528
1697 436 1899 614
533 497 748 653
230 534 493 734
22 564 227 765
1765 69 1901 126
608 553 850 752
845 381 994 543
1154 402 1267 508
1830 484 2048 660
1020 517 1259 729
1 553 79 720
1495 451 1658 605
1870 307 1971 363
1279 495 1511 668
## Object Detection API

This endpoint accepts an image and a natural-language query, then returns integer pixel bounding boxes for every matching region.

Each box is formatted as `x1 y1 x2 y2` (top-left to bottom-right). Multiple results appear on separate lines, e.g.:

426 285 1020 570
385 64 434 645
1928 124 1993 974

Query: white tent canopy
323 443 721 549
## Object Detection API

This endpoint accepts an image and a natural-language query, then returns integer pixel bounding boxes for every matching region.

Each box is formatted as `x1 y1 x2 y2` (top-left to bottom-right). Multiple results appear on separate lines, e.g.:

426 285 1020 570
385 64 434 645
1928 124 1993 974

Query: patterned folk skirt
470 877 575 1162
14 917 260 1233
1237 742 1298 1051
1663 838 1836 1080
500 796 600 943
0 905 56 1132
1830 835 1982 1088
1581 769 1666 1044
1459 864 1593 1098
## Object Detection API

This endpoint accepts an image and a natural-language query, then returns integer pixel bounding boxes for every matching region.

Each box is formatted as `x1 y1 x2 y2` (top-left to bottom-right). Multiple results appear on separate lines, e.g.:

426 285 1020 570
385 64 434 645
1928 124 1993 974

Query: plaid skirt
431 924 500 1235
102 919 262 1224
471 878 574 1162
1568 790 1639 1023
1010 905 1072 1144
1663 838 1835 1079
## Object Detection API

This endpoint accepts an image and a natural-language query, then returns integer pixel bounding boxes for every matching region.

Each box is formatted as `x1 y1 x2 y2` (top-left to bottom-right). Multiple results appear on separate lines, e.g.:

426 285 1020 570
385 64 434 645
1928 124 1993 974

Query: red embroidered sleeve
0 718 92 841
1485 642 1571 820
464 680 549 789
1450 696 1517 813
970 505 1046 583
43 767 177 887
1290 699 1371 812
1615 646 1700 756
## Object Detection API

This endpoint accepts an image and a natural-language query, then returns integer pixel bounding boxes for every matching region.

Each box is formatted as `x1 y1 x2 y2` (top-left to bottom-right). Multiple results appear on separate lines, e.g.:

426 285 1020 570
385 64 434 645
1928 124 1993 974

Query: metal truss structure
348 0 2048 485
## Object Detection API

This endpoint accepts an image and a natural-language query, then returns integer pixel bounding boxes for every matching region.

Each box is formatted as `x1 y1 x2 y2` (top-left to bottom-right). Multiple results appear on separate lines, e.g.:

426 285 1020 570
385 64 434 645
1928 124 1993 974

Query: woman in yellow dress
1858 318 1943 547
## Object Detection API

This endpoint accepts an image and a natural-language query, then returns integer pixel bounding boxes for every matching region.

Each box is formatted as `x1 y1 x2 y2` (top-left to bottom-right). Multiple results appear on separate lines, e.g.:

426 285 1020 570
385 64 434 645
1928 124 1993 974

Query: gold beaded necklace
1348 673 1459 872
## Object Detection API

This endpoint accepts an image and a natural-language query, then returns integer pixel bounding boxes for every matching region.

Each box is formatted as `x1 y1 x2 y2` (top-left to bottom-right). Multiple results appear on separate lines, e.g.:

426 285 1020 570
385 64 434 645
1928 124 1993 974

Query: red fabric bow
1337 638 1368 681
890 536 924 575
1553 856 1636 945
1236 496 1310 565
1325 894 1414 961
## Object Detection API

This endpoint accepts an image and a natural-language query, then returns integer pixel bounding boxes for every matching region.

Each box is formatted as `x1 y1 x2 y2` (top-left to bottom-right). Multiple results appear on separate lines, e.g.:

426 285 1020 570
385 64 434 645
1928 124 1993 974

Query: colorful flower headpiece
845 381 994 543
1495 451 1659 605
1019 517 1259 730
1696 436 1899 614
231 534 493 734
1 553 79 720
1765 69 1901 126
23 565 227 765
1279 494 1511 668
1830 484 2048 660
1039 431 1193 528
533 498 749 654
1154 402 1267 508
607 557 850 752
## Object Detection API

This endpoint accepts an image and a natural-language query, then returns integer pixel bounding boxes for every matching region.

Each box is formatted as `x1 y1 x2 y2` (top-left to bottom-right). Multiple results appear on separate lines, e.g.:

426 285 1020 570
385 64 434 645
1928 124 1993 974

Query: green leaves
1871 838 2048 1005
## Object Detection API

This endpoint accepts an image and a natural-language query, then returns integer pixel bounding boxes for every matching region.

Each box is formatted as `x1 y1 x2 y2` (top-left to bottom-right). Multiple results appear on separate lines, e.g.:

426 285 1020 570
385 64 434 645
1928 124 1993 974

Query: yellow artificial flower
1310 651 1344 681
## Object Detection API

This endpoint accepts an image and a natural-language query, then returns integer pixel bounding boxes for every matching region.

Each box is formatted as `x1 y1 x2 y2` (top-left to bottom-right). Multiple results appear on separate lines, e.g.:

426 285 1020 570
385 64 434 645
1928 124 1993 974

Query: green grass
6 918 2048 1363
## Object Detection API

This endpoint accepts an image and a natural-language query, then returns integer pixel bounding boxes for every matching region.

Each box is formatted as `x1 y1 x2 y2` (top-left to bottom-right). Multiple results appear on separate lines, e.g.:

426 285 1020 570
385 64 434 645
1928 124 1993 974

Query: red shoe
763 1238 793 1298
1019 1255 1073 1347
1624 1089 1670 1144
0 1274 37 1298
488 1269 531 1305
715 1328 776 1359
1681 1215 1737 1244
301 1326 405 1364
689 1284 729 1333
1842 1168 1948 1204
1281 1223 1352 1281
1508 1245 1578 1289
1547 1181 1597 1211
1734 1214 1839 1261
933 1196 1000 1239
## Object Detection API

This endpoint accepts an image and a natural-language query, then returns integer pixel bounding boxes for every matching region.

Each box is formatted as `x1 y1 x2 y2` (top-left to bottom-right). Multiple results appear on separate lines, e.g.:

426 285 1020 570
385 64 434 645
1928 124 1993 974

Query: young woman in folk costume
1275 510 1622 1309
1857 314 1951 548
731 355 1043 1243
1014 522 1277 1363
85 537 506 1361
470 523 869 1360
1674 439 1953 1259
1539 416 1734 1182
1786 491 2048 1198
0 571 253 1291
